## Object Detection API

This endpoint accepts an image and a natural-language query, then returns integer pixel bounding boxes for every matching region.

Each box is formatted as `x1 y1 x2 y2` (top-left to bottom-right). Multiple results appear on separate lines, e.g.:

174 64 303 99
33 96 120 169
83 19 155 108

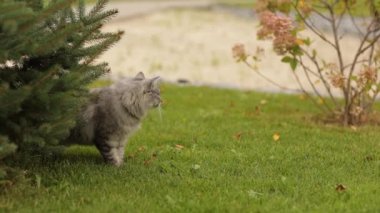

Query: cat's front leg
116 145 125 166
94 136 123 166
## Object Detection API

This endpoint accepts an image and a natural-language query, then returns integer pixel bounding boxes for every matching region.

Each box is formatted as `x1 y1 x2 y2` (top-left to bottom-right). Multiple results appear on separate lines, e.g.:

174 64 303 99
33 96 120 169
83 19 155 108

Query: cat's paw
114 159 123 167
105 158 123 167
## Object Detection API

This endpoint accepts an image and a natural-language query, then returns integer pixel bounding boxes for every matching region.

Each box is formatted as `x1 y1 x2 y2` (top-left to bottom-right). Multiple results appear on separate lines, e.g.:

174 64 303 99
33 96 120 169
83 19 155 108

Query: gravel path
98 1 364 95
103 0 214 22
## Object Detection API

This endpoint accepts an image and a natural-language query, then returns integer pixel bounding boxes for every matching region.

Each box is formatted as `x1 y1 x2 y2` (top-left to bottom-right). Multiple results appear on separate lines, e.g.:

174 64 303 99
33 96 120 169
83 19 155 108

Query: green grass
215 0 370 16
218 0 256 8
1 84 380 212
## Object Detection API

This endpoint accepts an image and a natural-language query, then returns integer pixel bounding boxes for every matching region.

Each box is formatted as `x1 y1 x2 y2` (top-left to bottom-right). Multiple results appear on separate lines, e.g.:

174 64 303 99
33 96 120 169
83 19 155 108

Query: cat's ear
145 76 161 89
134 72 145 80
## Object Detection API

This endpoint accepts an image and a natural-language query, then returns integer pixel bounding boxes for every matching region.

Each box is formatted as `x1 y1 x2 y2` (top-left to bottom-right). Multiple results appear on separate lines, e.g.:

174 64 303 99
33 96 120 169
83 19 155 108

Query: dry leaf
273 133 280 142
318 98 324 105
350 126 357 131
335 184 347 192
138 146 146 152
192 164 201 170
234 132 243 141
247 190 263 198
175 144 184 150
295 38 305 45
260 99 267 105
144 154 157 166
299 94 306 100
244 107 260 117
255 106 261 114
161 99 167 106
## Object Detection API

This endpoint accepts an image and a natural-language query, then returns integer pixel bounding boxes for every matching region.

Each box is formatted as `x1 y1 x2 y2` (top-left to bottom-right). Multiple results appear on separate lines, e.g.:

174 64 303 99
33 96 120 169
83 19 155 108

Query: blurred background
96 0 360 95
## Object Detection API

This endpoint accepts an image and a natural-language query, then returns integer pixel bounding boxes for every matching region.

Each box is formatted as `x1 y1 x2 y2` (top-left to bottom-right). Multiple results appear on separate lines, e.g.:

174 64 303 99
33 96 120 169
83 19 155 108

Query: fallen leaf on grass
165 195 177 207
234 132 243 141
175 144 184 150
335 184 347 192
244 106 261 117
247 190 263 198
144 153 157 166
127 153 135 159
260 99 267 105
318 98 324 105
365 155 374 161
255 106 261 113
192 164 201 170
273 133 280 142
138 146 146 152
160 99 167 107
299 94 306 100
350 126 357 131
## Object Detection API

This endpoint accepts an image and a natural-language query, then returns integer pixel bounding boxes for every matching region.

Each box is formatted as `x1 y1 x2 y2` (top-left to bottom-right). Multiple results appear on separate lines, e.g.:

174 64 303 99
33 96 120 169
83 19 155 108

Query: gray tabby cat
68 72 161 166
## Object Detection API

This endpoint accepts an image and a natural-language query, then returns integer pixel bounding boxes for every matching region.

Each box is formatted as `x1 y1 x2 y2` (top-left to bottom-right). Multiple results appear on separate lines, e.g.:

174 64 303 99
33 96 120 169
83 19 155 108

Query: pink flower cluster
257 11 297 54
329 73 346 89
232 43 247 62
358 66 377 87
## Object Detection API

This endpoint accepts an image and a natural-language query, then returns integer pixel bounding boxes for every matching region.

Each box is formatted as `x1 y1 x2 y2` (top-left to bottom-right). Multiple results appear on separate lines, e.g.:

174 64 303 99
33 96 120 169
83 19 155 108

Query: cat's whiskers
158 103 162 122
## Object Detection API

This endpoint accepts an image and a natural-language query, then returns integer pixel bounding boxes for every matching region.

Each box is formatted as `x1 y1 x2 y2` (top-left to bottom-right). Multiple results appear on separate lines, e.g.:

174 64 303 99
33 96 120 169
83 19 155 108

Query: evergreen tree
0 0 123 177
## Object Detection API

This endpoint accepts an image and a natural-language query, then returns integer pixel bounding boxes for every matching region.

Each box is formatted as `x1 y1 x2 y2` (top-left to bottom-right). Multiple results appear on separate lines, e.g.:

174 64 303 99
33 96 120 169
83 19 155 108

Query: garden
0 0 379 212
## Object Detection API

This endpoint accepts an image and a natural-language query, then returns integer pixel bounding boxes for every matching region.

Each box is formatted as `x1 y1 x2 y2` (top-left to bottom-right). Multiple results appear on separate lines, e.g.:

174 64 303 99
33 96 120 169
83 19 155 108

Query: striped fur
68 72 161 166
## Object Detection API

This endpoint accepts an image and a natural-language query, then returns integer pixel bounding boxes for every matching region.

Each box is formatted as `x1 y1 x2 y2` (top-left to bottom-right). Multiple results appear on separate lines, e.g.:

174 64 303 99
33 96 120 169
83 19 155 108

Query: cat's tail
79 105 96 145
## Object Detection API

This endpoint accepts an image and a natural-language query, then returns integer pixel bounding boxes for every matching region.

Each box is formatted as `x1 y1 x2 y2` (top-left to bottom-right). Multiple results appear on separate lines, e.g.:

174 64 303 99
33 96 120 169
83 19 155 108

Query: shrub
234 0 380 126
0 0 122 180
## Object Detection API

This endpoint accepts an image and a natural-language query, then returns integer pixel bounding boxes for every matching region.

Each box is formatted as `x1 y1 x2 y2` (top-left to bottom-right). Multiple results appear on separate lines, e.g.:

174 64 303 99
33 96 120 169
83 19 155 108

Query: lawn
1 84 379 212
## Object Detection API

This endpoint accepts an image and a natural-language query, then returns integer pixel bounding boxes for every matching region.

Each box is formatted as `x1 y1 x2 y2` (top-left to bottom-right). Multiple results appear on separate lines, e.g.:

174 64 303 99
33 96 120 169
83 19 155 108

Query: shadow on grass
5 146 103 170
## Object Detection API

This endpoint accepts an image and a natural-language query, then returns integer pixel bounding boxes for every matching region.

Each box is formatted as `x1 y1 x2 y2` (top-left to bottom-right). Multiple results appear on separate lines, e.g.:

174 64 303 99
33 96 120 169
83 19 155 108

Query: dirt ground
99 2 362 95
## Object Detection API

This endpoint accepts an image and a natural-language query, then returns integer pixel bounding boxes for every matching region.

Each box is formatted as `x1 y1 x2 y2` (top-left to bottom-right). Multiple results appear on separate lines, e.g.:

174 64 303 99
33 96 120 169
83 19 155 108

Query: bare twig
324 0 351 124
243 61 298 92
292 3 336 48
348 21 380 96
346 4 365 37
313 9 332 22
342 59 369 70
301 48 339 106
336 7 347 30
290 66 328 113
298 56 334 112
368 31 376 66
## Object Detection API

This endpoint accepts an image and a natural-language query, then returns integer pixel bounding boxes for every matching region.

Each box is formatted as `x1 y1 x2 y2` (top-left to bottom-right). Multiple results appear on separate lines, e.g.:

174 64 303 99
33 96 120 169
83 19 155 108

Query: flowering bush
234 0 380 126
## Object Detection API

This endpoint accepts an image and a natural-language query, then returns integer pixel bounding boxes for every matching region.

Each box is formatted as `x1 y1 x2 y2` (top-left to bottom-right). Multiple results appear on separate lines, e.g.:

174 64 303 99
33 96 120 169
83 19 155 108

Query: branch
301 48 339 106
313 9 332 22
292 3 336 48
243 61 298 92
346 4 365 37
298 56 334 113
342 59 369 70
326 3 345 75
336 7 347 30
290 66 328 113
348 20 380 80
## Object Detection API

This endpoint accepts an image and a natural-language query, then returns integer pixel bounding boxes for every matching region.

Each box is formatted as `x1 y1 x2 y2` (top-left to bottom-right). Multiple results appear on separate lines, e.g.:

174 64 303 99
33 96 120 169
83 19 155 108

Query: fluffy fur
68 72 161 166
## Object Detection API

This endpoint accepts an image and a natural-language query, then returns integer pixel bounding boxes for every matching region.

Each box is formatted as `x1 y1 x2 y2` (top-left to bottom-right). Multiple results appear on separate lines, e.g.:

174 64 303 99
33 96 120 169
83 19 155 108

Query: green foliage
281 56 298 71
0 0 122 180
1 85 379 212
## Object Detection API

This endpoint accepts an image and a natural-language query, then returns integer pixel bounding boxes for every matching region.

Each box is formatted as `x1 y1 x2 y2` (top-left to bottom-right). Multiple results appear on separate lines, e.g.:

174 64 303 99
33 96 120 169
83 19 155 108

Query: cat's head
118 72 162 116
